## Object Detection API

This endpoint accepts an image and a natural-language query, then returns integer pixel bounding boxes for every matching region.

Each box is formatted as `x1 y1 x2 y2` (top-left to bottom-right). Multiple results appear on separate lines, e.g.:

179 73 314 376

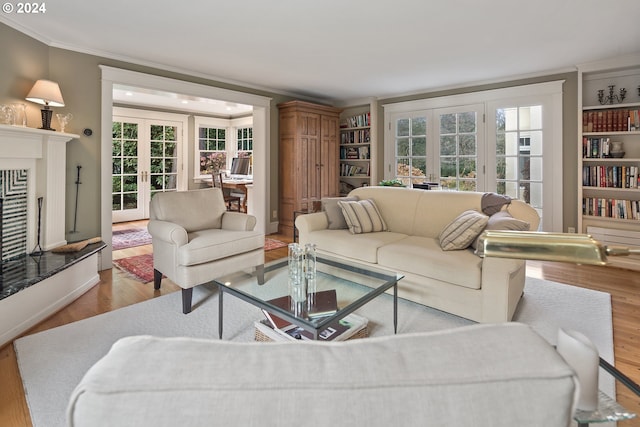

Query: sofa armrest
147 220 188 247
221 212 257 231
480 256 527 322
295 212 328 234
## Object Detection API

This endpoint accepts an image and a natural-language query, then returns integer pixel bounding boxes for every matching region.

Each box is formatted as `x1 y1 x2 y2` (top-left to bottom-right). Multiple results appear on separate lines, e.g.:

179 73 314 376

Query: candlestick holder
597 85 626 105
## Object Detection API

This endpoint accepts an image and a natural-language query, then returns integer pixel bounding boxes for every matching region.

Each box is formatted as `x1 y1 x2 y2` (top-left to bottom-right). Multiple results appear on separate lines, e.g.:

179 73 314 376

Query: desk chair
212 172 241 211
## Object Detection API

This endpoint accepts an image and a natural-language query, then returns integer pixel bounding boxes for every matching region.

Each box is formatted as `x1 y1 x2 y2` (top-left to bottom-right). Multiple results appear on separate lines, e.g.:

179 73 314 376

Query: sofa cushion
309 229 408 264
322 196 358 230
471 211 530 250
378 236 482 289
338 199 388 234
178 229 263 266
439 210 488 251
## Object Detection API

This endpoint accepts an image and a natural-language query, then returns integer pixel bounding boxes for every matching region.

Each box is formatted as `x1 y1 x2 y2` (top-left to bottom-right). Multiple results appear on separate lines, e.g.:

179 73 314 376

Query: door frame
100 66 272 270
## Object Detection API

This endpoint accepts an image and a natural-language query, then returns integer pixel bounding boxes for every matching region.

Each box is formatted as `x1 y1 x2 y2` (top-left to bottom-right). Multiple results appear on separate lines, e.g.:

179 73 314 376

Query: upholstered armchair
148 188 264 314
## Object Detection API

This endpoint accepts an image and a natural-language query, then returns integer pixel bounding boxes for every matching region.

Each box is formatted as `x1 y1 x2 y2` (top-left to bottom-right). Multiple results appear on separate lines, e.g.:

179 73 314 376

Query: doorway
111 109 188 223
100 66 272 270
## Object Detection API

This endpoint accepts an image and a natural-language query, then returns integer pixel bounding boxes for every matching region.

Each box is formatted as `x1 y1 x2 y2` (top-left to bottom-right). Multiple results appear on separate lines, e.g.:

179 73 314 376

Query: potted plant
378 179 405 187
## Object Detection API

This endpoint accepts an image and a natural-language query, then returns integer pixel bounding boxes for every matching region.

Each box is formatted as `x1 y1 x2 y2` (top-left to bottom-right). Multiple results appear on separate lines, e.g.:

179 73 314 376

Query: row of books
259 290 368 341
583 109 640 133
340 129 371 144
582 137 618 158
583 198 640 220
340 163 369 177
340 145 369 160
340 112 370 129
582 165 640 189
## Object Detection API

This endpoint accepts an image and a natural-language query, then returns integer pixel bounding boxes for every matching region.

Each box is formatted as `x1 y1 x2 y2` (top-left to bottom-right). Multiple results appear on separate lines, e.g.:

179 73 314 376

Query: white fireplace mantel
0 124 79 251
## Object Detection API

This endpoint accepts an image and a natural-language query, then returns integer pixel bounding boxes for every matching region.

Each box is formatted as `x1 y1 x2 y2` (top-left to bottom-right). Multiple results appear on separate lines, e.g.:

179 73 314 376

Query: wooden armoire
278 100 342 237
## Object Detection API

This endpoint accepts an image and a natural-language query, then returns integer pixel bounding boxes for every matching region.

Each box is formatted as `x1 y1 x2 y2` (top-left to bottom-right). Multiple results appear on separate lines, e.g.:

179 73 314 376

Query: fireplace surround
0 124 103 347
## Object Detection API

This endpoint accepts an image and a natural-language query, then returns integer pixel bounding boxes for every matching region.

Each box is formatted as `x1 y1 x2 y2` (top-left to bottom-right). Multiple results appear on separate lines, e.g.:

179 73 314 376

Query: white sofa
67 323 578 427
295 186 540 323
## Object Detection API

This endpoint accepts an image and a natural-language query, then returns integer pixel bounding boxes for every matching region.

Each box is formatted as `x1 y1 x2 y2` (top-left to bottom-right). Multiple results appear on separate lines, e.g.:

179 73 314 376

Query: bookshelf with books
339 102 378 195
578 57 640 270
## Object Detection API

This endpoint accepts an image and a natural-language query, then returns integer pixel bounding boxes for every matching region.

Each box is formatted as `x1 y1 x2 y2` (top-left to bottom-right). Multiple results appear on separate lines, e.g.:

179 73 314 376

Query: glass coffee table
214 255 403 340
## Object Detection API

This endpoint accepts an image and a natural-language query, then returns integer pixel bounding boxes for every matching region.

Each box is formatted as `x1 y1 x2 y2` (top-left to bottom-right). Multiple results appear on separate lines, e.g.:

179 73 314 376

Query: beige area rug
15 277 614 427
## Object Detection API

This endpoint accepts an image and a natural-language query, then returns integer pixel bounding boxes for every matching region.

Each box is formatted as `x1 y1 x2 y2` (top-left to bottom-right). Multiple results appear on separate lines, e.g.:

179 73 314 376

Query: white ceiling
2 0 640 105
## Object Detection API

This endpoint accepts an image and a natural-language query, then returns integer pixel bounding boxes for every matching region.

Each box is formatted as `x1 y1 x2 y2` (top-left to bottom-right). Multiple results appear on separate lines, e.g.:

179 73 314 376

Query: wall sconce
25 79 65 131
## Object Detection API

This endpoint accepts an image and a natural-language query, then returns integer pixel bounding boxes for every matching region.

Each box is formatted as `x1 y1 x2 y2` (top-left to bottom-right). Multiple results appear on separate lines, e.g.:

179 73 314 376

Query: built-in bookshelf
339 103 377 195
578 56 640 270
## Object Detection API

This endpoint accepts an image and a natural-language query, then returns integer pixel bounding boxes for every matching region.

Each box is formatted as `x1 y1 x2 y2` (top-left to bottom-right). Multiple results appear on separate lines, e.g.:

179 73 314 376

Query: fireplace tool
71 165 81 233
31 196 44 255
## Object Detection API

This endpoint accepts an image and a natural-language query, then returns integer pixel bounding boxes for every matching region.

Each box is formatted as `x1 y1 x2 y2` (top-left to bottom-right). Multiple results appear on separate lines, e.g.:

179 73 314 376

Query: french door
112 116 183 223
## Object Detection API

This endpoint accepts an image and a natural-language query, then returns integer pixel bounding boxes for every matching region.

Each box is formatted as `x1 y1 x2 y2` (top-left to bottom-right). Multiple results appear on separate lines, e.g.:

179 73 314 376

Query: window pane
529 131 543 155
519 106 542 130
459 135 476 155
397 119 409 137
397 158 410 176
411 158 426 177
440 114 456 134
397 138 410 156
150 125 163 140
495 133 505 155
123 123 137 139
505 157 518 180
459 158 476 178
459 112 476 133
412 117 426 135
112 122 122 138
505 132 519 155
496 157 505 179
504 108 518 132
412 137 426 156
440 136 456 155
526 156 543 181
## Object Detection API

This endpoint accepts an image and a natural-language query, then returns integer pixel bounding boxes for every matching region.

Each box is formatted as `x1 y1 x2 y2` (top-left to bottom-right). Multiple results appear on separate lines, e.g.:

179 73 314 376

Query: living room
1 1 640 425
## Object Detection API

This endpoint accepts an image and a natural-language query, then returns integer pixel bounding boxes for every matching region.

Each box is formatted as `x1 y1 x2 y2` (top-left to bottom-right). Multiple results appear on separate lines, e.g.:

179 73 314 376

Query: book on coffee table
254 313 368 342
261 290 338 330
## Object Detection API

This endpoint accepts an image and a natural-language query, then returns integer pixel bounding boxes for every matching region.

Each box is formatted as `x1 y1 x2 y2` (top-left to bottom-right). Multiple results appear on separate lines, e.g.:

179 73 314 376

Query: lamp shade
25 80 65 107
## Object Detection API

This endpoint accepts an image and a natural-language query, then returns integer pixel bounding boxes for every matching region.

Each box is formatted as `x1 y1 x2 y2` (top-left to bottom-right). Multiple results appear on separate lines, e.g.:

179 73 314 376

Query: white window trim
383 80 564 232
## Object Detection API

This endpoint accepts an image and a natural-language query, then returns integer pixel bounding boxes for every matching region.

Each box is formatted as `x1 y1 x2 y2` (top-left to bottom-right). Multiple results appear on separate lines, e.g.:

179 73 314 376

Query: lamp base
39 108 55 131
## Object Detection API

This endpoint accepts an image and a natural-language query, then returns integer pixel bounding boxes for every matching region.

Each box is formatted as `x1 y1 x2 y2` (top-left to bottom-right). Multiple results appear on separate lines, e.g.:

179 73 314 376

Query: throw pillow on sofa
322 196 358 230
338 199 387 234
439 210 489 251
472 210 531 251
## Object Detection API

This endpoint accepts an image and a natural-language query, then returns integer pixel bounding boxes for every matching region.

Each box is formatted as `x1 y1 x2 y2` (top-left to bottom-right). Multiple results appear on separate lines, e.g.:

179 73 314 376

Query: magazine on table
261 289 338 330
255 313 368 342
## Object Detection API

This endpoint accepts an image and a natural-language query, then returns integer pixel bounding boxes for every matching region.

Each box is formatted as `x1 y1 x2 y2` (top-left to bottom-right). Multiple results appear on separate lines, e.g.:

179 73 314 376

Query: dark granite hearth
0 241 107 301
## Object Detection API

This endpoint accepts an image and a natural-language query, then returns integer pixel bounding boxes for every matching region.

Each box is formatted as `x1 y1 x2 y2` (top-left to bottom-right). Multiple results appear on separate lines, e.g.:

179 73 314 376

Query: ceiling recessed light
125 92 133 96
181 100 188 104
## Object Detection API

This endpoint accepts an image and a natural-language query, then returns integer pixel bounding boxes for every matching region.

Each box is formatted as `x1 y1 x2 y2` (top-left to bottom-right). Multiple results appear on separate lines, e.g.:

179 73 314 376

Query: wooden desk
223 179 252 212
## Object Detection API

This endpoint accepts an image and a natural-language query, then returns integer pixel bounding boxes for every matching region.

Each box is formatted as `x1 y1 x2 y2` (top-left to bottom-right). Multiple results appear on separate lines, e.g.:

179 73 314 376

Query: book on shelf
583 165 638 189
583 109 640 133
582 197 640 220
340 112 370 129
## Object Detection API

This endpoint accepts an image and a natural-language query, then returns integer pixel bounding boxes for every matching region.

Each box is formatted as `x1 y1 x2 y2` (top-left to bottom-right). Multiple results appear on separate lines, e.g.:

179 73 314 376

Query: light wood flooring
0 222 638 426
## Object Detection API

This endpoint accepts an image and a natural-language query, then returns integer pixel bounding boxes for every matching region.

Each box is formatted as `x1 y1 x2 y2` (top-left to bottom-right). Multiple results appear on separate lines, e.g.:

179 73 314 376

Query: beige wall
378 73 579 232
1 23 294 241
1 22 579 236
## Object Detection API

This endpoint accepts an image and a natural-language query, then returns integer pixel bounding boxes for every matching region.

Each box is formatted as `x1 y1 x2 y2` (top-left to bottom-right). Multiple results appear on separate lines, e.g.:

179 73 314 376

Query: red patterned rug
113 238 288 283
113 254 155 283
112 228 152 251
264 238 287 251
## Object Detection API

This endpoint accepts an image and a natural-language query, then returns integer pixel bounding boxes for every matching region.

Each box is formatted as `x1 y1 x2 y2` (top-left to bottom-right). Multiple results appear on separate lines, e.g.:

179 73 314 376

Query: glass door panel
112 119 144 222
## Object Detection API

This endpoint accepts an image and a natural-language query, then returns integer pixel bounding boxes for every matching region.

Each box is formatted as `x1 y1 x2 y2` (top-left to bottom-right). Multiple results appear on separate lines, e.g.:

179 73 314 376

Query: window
194 116 254 179
393 114 428 186
198 126 226 176
437 106 483 191
384 81 564 231
236 126 253 159
495 106 543 211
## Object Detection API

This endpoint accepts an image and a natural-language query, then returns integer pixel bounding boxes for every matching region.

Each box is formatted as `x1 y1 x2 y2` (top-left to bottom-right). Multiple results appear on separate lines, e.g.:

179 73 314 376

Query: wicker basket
254 318 369 342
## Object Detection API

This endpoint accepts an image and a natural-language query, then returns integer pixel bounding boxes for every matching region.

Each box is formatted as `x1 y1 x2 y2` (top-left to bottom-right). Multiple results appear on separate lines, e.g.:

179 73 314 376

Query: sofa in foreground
295 186 540 323
67 323 577 427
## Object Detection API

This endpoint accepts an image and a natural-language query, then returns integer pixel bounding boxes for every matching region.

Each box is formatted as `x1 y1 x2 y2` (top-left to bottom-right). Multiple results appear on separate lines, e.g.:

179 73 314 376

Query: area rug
264 238 287 251
15 277 614 427
113 254 155 283
111 228 152 250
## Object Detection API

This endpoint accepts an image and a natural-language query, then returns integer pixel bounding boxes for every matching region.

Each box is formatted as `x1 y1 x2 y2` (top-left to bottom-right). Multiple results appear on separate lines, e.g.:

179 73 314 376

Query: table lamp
25 79 65 131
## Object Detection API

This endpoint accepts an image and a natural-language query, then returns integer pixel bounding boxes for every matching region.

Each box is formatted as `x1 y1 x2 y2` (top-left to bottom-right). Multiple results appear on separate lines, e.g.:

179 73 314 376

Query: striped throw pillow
439 210 489 251
337 199 388 234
